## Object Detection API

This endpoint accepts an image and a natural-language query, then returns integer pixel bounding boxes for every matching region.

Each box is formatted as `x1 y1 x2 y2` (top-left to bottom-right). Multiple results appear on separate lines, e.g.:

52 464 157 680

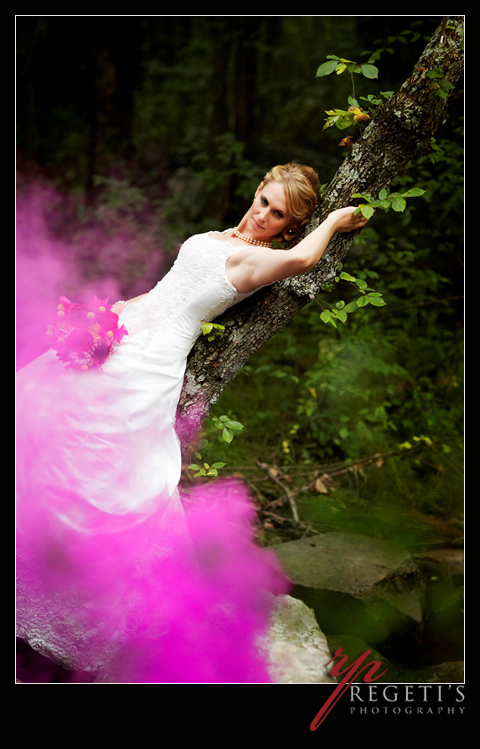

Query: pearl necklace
232 227 272 248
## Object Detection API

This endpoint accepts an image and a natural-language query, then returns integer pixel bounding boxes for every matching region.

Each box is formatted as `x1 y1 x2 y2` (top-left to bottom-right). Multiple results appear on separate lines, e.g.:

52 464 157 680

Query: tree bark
175 15 464 453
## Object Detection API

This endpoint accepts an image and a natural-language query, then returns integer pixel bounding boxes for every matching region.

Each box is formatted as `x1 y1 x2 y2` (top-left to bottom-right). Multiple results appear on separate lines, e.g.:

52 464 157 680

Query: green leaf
401 188 426 198
360 205 375 219
357 295 370 307
357 420 372 439
360 63 379 79
224 420 244 431
202 321 225 340
366 295 386 307
337 115 355 130
222 427 233 443
316 59 339 77
339 271 357 282
391 196 407 212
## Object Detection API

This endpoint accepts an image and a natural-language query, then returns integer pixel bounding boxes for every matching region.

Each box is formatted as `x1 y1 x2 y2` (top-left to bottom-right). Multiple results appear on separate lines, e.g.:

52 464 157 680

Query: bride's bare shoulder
208 230 231 242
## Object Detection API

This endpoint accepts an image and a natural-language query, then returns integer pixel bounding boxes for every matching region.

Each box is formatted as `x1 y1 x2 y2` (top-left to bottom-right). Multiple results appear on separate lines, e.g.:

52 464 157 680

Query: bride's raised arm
226 206 369 293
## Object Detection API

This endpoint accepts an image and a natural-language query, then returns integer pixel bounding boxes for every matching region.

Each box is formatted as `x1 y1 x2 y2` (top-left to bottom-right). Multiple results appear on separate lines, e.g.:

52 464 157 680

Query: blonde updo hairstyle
262 162 320 241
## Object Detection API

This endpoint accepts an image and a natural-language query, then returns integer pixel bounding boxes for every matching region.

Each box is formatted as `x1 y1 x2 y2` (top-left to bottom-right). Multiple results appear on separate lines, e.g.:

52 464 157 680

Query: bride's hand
110 301 127 315
330 206 370 233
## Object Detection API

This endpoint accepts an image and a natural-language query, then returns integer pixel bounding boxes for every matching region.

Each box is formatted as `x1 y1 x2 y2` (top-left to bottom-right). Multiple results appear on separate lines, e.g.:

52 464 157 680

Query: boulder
261 594 336 683
274 532 425 646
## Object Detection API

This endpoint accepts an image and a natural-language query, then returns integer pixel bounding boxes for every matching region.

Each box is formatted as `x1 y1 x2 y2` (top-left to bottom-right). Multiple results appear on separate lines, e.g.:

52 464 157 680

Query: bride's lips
251 217 265 231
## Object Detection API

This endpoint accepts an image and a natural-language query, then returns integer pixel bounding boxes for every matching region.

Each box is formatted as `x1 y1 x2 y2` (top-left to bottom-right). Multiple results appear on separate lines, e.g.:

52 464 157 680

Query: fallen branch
256 461 300 523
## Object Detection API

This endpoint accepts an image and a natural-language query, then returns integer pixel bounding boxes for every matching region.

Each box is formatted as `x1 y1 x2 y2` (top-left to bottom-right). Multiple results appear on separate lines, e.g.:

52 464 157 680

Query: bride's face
240 181 293 242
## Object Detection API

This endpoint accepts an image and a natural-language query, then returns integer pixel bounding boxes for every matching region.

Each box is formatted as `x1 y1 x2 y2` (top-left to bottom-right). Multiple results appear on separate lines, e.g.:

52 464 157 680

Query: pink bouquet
46 296 128 371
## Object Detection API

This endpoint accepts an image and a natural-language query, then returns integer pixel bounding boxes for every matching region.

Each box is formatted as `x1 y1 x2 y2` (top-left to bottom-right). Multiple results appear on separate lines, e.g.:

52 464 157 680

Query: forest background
16 15 464 551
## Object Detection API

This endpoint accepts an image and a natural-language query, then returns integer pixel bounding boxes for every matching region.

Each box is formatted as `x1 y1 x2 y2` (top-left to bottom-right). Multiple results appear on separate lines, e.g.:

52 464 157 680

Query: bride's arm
227 207 369 293
110 293 148 315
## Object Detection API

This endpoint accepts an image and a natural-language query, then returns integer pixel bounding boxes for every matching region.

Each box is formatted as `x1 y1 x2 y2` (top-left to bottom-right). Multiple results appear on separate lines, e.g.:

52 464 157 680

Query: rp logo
310 648 388 730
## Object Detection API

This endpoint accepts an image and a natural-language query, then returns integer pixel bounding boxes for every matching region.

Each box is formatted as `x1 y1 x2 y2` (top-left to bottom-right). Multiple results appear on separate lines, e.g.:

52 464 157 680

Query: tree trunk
175 15 464 453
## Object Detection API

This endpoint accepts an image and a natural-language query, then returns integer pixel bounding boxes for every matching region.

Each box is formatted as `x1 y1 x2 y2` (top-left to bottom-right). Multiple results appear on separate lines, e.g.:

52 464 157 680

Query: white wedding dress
16 231 288 683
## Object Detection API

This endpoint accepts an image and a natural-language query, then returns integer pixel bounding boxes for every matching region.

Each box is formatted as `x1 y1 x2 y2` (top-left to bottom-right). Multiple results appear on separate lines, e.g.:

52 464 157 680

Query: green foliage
427 68 456 99
352 187 426 218
317 53 393 134
316 54 379 80
322 105 368 132
187 453 226 478
201 320 225 341
187 414 244 478
211 414 244 444
318 268 386 328
93 175 149 214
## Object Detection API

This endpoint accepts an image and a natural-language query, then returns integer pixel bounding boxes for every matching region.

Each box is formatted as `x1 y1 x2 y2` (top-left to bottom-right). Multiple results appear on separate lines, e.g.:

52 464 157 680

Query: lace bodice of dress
123 231 254 351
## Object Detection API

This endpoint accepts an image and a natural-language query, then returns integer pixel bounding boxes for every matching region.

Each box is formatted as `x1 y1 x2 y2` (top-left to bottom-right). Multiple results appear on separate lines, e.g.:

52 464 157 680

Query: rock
416 547 464 580
274 532 425 646
261 594 336 683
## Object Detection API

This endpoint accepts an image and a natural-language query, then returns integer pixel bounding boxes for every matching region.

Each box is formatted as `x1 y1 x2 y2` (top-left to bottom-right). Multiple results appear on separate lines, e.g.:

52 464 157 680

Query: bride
16 163 368 683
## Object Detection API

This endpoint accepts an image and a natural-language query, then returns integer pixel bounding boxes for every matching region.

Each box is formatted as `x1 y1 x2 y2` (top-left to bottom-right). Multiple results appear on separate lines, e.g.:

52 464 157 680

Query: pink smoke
16 176 167 369
16 181 123 369
17 480 289 683
107 482 289 684
16 179 289 683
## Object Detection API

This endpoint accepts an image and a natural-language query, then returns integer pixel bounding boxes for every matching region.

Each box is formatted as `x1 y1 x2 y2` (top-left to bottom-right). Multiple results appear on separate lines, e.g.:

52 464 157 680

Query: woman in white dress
16 163 368 683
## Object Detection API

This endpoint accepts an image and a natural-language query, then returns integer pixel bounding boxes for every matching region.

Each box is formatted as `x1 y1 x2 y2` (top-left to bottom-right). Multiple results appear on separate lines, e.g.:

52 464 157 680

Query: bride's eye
260 195 284 219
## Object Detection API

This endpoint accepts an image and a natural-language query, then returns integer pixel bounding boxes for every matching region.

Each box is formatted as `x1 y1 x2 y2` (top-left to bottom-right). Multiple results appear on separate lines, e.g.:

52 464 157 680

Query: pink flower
46 295 128 371
66 328 94 353
91 341 112 364
97 308 119 331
